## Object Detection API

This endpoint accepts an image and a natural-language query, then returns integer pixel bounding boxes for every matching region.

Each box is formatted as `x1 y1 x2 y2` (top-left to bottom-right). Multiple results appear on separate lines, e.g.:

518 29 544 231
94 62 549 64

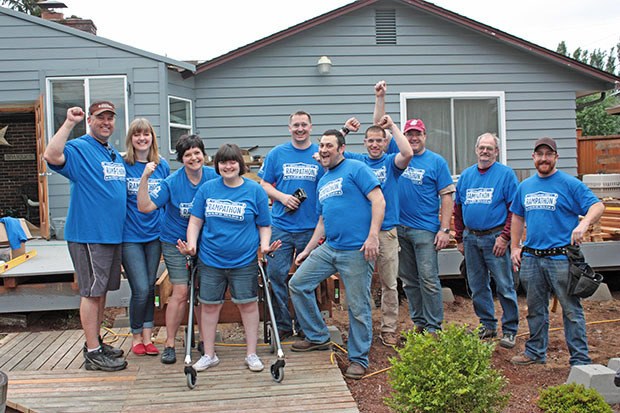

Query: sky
57 0 619 63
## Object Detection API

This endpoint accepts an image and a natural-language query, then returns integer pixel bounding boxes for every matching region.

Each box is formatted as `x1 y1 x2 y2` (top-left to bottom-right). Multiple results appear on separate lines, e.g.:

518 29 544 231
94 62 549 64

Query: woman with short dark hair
137 134 218 364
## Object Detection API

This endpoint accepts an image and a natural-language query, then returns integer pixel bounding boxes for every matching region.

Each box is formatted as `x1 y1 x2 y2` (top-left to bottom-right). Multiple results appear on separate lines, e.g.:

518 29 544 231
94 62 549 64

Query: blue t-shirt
258 142 324 232
48 134 126 244
317 159 380 250
398 150 453 232
0 217 28 250
191 177 271 269
510 170 599 258
151 165 218 244
122 158 170 243
344 151 404 230
455 162 517 231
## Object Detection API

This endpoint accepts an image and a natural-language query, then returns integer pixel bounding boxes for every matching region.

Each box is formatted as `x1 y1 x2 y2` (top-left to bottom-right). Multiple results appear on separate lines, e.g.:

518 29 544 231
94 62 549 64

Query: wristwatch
441 228 450 234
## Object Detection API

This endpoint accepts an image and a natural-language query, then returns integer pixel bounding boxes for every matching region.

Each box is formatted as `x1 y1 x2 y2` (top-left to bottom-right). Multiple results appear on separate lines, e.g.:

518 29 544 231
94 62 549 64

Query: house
0 4 195 237
1 0 619 236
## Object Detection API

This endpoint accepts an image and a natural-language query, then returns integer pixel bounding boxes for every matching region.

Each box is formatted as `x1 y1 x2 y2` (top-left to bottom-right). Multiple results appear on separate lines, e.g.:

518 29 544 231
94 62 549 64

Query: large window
400 92 506 175
46 76 128 150
169 96 193 153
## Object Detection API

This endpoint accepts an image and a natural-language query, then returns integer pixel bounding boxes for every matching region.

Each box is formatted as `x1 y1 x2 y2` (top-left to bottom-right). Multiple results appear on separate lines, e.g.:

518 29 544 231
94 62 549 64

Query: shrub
386 323 509 413
537 383 612 413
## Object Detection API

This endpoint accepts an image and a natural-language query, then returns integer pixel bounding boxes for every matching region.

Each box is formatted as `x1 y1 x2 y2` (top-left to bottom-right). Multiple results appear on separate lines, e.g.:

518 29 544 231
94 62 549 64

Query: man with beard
289 130 385 380
510 137 604 366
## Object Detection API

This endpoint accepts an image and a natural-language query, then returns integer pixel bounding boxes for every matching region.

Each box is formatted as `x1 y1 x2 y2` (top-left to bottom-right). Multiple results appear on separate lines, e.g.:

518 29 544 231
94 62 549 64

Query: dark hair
365 125 386 139
322 129 345 148
175 134 205 162
289 110 312 124
213 143 247 176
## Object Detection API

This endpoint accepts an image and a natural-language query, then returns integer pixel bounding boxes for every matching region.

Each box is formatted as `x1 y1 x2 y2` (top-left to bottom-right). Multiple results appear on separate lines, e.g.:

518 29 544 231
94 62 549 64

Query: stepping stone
566 364 620 404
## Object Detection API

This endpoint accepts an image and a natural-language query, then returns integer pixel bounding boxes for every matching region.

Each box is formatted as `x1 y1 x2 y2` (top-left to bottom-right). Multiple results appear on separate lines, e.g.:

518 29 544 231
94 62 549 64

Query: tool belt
521 245 568 257
467 225 505 236
566 245 603 298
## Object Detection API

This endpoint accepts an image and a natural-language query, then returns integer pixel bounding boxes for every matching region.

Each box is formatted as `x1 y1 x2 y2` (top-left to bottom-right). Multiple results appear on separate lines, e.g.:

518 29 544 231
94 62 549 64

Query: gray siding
0 9 191 221
193 1 606 175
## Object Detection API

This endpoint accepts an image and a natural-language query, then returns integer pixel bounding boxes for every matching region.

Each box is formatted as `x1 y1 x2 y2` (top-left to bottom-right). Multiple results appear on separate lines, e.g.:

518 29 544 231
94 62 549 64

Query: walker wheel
185 366 197 389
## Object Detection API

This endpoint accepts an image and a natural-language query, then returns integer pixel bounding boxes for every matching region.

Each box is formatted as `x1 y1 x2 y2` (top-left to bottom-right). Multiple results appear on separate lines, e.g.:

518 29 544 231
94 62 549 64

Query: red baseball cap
403 119 426 133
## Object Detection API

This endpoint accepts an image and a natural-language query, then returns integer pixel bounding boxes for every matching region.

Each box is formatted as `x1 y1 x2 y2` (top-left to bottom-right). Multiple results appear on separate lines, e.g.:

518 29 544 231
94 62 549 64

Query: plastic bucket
52 217 66 240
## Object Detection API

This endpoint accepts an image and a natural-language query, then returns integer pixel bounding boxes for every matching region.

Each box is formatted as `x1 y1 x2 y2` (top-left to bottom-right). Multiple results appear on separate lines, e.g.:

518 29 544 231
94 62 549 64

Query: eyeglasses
104 144 116 162
534 151 556 158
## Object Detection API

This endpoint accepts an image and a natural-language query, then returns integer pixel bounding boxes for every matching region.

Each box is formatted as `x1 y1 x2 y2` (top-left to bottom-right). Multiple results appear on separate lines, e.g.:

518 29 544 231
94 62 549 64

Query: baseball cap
89 101 116 116
533 137 557 153
403 119 426 133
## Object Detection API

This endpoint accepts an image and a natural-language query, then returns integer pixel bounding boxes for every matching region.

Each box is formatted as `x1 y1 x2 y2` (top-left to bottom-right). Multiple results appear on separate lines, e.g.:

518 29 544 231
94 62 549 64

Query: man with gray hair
454 132 519 348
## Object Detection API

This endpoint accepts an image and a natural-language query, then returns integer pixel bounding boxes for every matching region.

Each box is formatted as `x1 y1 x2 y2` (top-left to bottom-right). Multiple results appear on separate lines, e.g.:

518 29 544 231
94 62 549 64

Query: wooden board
2 328 358 413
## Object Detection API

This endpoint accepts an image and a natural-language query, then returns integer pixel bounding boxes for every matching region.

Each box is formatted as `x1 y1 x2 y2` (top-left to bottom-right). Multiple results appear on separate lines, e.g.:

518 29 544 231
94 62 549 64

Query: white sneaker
192 353 220 372
245 353 264 372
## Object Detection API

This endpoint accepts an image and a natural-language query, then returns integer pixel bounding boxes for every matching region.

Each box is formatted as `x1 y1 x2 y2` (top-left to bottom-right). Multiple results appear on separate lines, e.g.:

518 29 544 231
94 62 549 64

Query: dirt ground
3 275 620 412
332 275 620 413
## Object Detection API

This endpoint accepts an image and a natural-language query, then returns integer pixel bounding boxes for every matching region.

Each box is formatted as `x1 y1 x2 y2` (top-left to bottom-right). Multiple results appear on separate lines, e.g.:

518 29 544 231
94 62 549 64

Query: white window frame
45 75 129 146
168 95 193 154
399 91 507 176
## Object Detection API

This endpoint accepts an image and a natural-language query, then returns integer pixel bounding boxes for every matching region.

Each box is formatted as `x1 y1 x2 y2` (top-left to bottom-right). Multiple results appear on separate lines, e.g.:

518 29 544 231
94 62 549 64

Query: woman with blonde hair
122 118 170 356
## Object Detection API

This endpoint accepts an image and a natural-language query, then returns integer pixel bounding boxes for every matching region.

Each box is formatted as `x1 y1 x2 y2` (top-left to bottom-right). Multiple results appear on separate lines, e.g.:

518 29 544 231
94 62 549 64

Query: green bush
537 383 612 413
386 323 509 413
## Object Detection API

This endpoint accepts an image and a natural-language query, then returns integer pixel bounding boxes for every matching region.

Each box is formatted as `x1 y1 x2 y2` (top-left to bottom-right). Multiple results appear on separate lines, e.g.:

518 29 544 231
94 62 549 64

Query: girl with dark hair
178 143 281 373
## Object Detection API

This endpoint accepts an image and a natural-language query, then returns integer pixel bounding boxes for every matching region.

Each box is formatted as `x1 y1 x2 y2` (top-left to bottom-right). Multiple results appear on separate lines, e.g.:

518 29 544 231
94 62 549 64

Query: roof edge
186 0 375 78
401 0 620 86
0 5 195 71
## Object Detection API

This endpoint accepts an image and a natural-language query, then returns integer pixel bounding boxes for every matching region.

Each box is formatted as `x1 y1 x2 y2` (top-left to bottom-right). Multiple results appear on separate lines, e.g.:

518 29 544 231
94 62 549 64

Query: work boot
84 347 127 371
380 332 399 347
478 326 497 340
510 353 545 366
99 335 124 358
291 339 331 352
344 362 366 380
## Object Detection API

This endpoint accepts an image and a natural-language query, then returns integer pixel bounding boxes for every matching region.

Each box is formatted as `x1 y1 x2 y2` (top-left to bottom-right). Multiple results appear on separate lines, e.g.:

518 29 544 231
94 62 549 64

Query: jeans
463 229 519 335
376 228 399 333
267 227 313 333
122 240 161 334
520 255 591 366
397 226 443 332
289 243 373 368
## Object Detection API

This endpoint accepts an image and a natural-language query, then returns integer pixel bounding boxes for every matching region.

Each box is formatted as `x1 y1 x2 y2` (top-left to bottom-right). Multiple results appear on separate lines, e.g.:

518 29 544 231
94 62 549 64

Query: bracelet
341 126 350 135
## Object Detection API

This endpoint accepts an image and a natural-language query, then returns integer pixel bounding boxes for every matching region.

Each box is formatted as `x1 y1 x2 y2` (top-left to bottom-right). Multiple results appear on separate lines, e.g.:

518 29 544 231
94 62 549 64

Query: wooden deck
0 328 359 412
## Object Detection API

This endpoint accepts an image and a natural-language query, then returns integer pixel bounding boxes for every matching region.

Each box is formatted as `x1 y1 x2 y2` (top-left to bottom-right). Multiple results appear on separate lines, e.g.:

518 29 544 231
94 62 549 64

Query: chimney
37 1 97 35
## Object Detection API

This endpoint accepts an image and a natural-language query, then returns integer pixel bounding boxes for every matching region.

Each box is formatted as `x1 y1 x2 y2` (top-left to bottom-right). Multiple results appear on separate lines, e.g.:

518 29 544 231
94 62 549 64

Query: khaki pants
376 228 399 333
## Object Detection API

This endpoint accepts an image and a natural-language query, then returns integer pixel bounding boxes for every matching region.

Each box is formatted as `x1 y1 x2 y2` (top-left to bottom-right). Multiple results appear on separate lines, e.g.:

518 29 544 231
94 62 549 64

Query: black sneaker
197 341 205 356
84 348 127 371
161 346 176 364
478 326 497 340
99 336 124 358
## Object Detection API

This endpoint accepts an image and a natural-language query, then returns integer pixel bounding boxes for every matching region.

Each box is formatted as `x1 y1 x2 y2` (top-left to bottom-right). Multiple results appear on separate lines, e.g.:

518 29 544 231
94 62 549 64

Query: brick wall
0 113 39 225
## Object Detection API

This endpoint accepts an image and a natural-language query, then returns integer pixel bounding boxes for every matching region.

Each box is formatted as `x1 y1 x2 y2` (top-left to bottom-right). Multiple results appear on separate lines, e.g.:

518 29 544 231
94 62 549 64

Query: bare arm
361 187 385 261
176 215 204 256
435 190 454 250
373 80 386 125
572 201 605 245
44 107 85 166
258 226 282 255
137 162 158 213
510 213 525 270
378 114 412 169
295 216 326 266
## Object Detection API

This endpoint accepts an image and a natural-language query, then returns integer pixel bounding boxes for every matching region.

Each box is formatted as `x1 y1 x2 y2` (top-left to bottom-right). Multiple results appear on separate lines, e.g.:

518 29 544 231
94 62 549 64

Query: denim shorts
197 260 258 305
161 241 189 284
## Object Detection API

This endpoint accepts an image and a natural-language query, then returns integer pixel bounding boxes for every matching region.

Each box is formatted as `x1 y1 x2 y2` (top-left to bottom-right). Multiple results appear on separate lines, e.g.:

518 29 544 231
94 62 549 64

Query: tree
557 41 620 136
0 0 41 16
